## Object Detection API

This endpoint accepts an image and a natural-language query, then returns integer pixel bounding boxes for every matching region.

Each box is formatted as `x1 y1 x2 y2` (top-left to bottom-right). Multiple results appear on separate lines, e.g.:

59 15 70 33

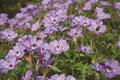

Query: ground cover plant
0 0 120 80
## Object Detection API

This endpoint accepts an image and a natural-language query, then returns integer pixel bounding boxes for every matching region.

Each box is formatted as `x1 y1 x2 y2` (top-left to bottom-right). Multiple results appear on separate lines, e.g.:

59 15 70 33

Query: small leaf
49 65 61 72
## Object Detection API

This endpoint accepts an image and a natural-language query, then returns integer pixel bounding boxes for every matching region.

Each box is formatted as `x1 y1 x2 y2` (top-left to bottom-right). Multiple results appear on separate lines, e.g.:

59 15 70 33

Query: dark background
0 0 41 18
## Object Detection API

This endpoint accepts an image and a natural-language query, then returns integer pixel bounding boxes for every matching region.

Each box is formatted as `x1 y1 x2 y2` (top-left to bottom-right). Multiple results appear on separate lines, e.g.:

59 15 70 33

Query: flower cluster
22 70 76 80
0 29 18 41
0 0 120 79
93 60 120 78
95 7 111 20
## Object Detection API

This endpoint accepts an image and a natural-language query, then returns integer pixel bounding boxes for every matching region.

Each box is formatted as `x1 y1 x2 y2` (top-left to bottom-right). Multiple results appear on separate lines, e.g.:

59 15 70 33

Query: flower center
16 51 20 56
31 44 37 50
9 64 14 69
106 66 113 73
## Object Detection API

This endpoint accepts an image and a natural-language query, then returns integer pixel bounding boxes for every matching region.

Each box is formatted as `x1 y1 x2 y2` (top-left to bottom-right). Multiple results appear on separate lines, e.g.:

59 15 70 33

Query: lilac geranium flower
95 7 104 12
0 29 18 41
8 18 18 26
70 16 79 27
42 0 51 5
5 43 25 59
15 13 25 19
27 4 37 9
44 27 58 34
0 57 20 73
67 27 82 38
21 70 33 80
93 60 120 78
38 58 54 68
50 74 66 80
117 41 120 47
55 26 67 32
82 1 92 11
96 12 111 20
0 13 8 25
79 45 92 54
37 42 50 55
19 35 43 52
95 7 111 20
50 74 76 80
80 17 91 27
49 39 69 55
31 21 41 31
114 2 120 10
88 20 106 34
100 1 112 6
43 9 68 28
37 42 54 67
20 8 28 13
66 75 76 80
37 32 47 39
70 16 91 27
89 0 98 4
36 75 49 80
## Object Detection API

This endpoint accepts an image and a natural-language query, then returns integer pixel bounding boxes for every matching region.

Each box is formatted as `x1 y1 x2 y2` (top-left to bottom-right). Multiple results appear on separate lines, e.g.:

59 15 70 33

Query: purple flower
37 42 53 67
93 60 120 78
96 12 111 20
8 19 18 26
42 0 51 5
21 70 33 80
72 0 79 3
37 32 47 39
15 13 25 19
37 42 50 55
38 58 54 68
5 43 25 59
88 20 106 34
20 8 28 13
0 29 18 41
79 45 92 54
43 9 68 28
66 75 76 80
0 57 20 73
44 27 58 34
55 26 67 32
44 26 66 34
100 1 112 6
19 35 43 51
36 75 49 80
49 39 69 55
67 27 82 38
82 1 92 11
114 2 120 10
50 74 76 80
95 7 104 13
89 0 98 4
50 74 66 80
95 7 111 20
0 13 8 25
70 17 79 27
31 21 41 31
70 16 91 27
117 41 120 47
80 17 91 27
27 4 37 9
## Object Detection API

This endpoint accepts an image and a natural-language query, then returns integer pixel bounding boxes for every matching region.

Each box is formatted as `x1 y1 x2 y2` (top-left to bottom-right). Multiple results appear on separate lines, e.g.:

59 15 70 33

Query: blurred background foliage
0 0 41 18
0 0 119 18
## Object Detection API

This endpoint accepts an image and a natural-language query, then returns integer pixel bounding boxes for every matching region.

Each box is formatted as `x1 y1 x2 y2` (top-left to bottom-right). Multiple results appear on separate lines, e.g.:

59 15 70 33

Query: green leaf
49 65 61 72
